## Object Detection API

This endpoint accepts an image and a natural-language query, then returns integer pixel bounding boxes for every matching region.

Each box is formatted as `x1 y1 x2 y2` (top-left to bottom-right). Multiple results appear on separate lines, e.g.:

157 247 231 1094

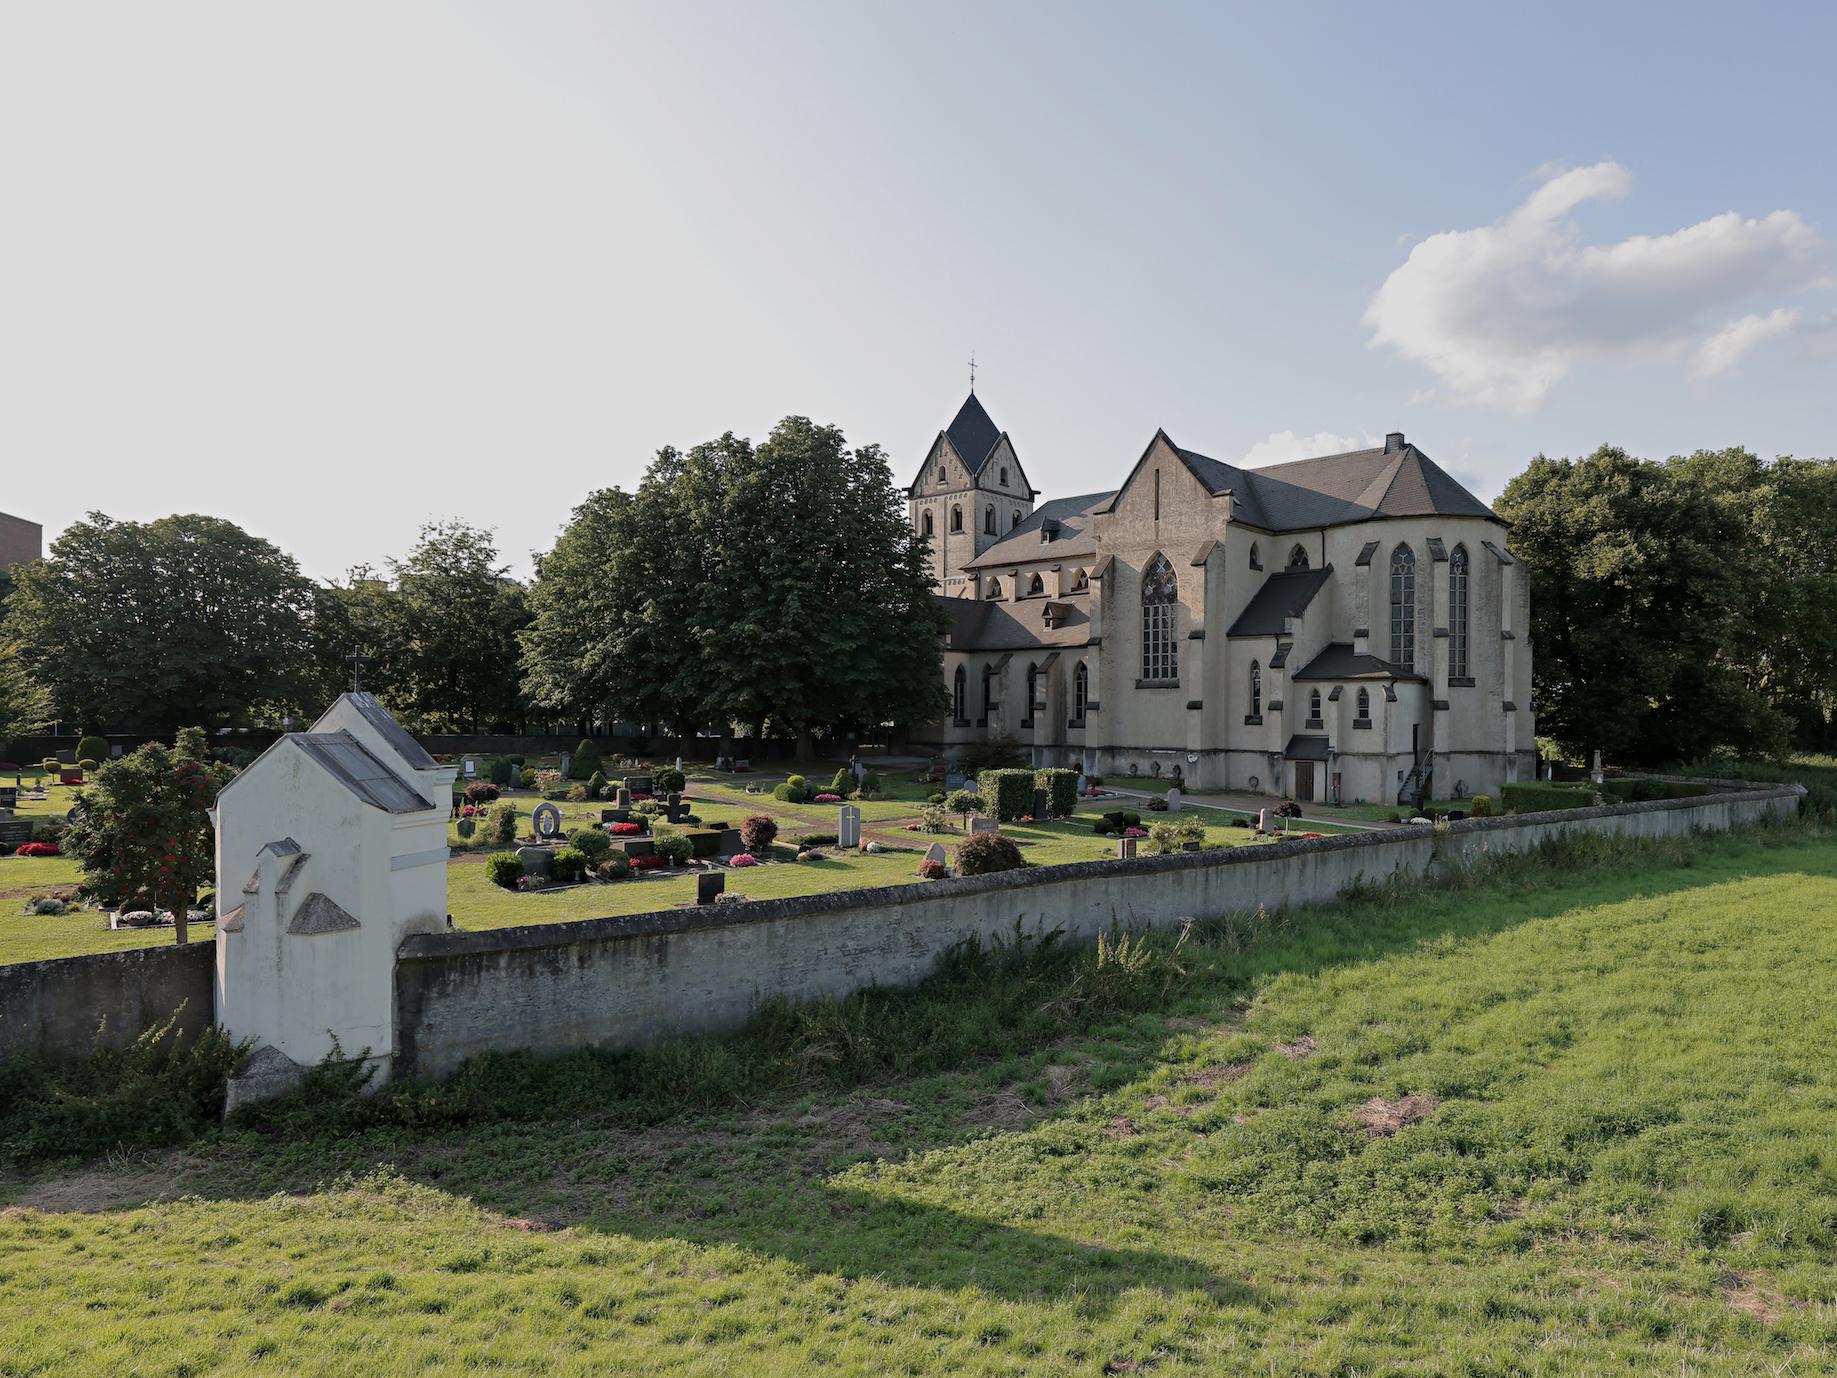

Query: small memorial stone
922 841 948 867
838 805 862 848
615 787 631 808
1257 807 1270 833
1167 787 1182 811
969 816 999 835
696 871 725 905
516 845 554 878
1118 836 1138 859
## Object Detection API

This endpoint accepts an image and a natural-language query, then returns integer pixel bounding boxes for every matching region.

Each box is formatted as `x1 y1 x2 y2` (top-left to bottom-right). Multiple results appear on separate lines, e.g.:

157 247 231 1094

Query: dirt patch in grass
1351 1094 1439 1137
1102 1116 1140 1138
1274 1035 1317 1059
1186 1061 1251 1089
2 1152 199 1213
1719 1270 1792 1325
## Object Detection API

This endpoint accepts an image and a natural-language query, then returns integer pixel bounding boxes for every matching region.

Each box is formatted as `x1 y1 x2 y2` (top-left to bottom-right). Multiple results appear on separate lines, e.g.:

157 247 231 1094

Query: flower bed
630 854 665 871
16 842 62 858
728 853 759 867
608 822 644 835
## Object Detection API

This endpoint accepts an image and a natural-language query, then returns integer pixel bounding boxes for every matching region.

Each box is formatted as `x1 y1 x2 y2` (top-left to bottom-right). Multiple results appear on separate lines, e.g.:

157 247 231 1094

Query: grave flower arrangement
1123 827 1149 839
608 822 644 835
16 842 62 857
728 853 759 867
630 854 664 871
814 793 843 803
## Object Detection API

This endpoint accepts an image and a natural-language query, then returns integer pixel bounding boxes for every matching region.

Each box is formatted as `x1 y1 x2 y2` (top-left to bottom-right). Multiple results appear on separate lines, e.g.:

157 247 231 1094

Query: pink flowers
905 822 921 831
729 853 759 867
459 804 477 818
1122 827 1148 839
814 793 843 803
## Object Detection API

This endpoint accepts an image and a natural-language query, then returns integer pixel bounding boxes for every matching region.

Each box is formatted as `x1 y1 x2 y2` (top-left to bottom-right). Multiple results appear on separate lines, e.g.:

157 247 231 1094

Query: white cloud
1692 308 1801 376
1365 162 1828 410
1241 430 1379 466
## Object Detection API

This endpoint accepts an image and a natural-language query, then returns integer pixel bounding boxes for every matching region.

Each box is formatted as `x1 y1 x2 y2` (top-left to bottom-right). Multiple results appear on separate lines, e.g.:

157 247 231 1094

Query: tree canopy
521 417 947 746
3 513 315 734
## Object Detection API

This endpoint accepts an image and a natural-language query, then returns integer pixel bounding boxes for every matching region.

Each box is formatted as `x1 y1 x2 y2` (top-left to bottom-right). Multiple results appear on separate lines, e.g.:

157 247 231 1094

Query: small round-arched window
921 511 933 538
1309 688 1322 720
950 504 962 532
984 505 996 535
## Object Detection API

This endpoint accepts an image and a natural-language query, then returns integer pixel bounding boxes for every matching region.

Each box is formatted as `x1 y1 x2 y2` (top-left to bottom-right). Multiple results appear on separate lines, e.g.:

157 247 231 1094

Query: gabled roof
1226 567 1333 637
330 691 437 771
937 593 1090 653
1291 643 1427 682
287 892 361 935
944 392 1002 476
964 492 1113 569
293 732 434 814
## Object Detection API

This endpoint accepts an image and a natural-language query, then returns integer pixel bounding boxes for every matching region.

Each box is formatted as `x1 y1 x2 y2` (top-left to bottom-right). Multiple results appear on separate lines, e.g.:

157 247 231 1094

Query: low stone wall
0 940 216 1065
393 783 1802 1081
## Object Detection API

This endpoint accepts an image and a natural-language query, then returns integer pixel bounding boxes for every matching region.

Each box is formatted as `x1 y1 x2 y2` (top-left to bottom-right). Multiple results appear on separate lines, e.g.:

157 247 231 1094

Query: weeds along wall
393 784 1802 1082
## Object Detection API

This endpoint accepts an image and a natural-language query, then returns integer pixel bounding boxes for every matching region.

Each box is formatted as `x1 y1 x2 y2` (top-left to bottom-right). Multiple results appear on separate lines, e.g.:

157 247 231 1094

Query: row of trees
0 416 947 748
1499 446 1836 766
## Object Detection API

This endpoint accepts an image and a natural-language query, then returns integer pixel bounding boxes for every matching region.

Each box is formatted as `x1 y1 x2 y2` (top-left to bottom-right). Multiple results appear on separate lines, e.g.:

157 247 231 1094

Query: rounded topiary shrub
485 852 522 889
487 756 515 787
568 827 612 861
652 833 693 866
78 758 99 773
76 735 109 766
41 758 58 774
570 739 602 780
740 815 778 851
653 767 686 795
955 832 1025 876
551 847 589 884
771 783 803 803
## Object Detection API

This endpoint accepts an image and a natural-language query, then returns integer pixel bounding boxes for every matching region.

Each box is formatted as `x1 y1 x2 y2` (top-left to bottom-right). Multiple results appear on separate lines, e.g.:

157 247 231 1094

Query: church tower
908 391 1038 595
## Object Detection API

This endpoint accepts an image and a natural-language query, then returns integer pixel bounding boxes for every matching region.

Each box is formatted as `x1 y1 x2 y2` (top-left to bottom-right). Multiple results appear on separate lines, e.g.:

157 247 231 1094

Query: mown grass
3 821 1835 1373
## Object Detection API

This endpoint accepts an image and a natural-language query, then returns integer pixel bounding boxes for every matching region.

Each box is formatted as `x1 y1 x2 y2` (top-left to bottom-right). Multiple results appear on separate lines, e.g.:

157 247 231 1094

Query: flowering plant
608 822 644 835
630 854 664 871
1123 827 1149 838
905 822 920 831
728 853 759 867
459 804 477 818
917 859 947 879
516 874 547 891
16 842 62 858
814 793 842 803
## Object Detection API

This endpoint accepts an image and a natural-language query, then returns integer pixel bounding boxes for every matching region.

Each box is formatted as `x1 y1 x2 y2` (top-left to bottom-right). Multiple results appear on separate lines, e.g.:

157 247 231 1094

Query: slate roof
293 732 434 814
944 392 1003 475
1226 567 1333 637
335 691 437 771
1156 437 1498 533
938 593 1092 653
964 492 1114 569
1284 735 1331 761
1291 643 1427 682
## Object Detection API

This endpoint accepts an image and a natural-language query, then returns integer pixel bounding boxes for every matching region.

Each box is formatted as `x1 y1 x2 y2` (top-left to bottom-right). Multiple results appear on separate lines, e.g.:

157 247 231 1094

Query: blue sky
3 1 1833 579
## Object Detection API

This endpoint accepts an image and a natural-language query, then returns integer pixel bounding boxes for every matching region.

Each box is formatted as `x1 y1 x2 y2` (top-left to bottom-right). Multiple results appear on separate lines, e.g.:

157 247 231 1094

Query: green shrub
1501 782 1595 814
772 782 804 803
1600 777 1711 803
651 831 693 866
791 831 839 848
551 848 588 884
597 853 632 880
567 783 590 802
1801 783 1836 819
506 754 525 766
1148 815 1205 854
75 735 109 766
568 827 612 861
487 756 514 787
978 768 1035 822
520 768 536 789
1091 817 1115 836
828 767 853 796
955 832 1026 875
927 792 947 806
1470 795 1493 817
40 758 58 774
485 852 523 888
587 770 608 798
486 801 518 846
77 758 99 772
786 774 808 794
945 789 984 824
653 767 686 795
1034 768 1078 818
861 769 881 793
570 739 602 780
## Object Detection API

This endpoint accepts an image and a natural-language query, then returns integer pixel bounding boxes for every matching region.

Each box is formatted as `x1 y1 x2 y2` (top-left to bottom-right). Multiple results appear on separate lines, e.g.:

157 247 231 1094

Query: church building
909 392 1535 805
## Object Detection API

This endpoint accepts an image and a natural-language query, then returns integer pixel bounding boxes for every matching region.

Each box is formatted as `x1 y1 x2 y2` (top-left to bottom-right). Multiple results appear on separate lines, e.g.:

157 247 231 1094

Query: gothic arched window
952 666 965 720
1026 663 1039 716
1027 573 1044 596
1450 544 1471 679
1288 544 1310 569
984 577 1002 600
1249 660 1262 716
1072 568 1089 591
1074 660 1088 719
1140 553 1178 682
1390 543 1417 670
950 504 962 532
982 665 995 713
1356 687 1371 719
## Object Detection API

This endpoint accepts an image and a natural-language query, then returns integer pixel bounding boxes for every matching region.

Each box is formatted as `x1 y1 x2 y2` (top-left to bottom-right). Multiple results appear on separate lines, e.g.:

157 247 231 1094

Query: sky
3 1 1834 581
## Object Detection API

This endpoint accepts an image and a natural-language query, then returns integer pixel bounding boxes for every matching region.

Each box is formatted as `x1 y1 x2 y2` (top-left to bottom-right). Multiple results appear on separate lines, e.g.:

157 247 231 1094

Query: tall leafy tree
1498 446 1789 765
390 521 530 731
3 513 314 733
305 566 408 713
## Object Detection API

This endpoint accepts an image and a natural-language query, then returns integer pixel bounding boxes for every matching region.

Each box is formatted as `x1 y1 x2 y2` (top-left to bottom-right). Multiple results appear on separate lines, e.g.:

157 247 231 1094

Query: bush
567 739 602 780
1146 797 1169 812
1470 795 1493 817
917 858 947 880
1600 777 1711 803
75 734 109 766
920 806 950 833
597 853 632 880
632 800 662 822
568 827 612 861
651 832 693 867
729 853 759 867
506 754 525 766
653 767 686 795
772 783 804 803
1148 816 1205 854
463 780 499 805
814 793 843 803
40 758 58 774
78 758 99 773
587 770 608 797
790 832 838 848
738 815 778 851
486 801 518 846
487 756 514 787
630 854 664 871
945 790 985 824
16 841 62 857
861 769 881 793
957 735 1027 774
978 768 1035 822
1501 782 1596 814
927 792 947 806
520 768 537 789
955 832 1026 875
1034 768 1078 818
485 852 523 889
828 768 854 797
1091 818 1115 836
550 848 588 884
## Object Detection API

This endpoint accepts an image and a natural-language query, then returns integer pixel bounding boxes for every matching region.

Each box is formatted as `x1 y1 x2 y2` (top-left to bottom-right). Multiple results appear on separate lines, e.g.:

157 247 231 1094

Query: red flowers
608 822 643 835
630 854 664 871
16 842 62 858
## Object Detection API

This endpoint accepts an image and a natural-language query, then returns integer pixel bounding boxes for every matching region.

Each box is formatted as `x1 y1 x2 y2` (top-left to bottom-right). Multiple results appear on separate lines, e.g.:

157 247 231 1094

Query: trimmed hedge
551 847 589 884
1034 768 1078 818
1500 782 1595 814
978 768 1035 822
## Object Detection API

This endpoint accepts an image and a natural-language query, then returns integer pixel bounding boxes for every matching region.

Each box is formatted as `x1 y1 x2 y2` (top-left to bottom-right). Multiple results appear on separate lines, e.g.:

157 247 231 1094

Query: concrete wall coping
2 935 215 981
396 783 1803 963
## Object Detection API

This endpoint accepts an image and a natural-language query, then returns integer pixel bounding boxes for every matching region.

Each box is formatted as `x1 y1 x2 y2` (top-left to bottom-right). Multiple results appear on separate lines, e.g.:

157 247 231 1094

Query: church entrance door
1294 760 1315 803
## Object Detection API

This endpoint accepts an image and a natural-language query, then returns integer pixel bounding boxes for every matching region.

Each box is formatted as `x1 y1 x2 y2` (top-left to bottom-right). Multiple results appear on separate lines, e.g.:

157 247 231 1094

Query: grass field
3 823 1835 1374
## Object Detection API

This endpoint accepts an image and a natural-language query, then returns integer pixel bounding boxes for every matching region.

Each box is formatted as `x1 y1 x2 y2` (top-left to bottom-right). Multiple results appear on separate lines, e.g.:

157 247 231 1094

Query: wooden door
1295 760 1315 802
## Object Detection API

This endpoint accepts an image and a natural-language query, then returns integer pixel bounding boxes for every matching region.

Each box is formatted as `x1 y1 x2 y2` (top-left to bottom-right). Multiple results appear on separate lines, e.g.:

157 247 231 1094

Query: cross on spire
967 351 977 393
348 648 366 692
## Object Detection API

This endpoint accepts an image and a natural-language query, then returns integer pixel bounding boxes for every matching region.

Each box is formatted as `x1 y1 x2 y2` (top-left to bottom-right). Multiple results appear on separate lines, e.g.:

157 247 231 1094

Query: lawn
4 823 1835 1374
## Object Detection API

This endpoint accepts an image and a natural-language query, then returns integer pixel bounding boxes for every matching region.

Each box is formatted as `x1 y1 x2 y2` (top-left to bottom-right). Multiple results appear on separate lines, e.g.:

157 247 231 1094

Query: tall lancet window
1449 544 1471 679
1140 553 1178 682
1390 543 1417 670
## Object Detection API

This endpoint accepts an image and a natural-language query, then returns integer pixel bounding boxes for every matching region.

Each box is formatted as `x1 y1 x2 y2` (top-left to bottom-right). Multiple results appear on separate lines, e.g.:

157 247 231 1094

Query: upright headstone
1032 786 1049 819
462 757 478 778
969 816 999 835
838 804 862 848
1118 836 1138 859
516 845 554 877
628 773 653 796
921 841 948 873
1257 807 1270 833
558 751 572 779
531 802 563 840
615 787 631 809
1076 773 1087 794
666 792 685 823
1167 787 1182 812
696 871 725 905
675 756 684 773
1591 750 1604 785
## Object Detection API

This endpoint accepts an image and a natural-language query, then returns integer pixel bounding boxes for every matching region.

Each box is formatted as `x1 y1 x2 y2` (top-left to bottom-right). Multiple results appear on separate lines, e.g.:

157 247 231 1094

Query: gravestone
1181 840 1201 852
516 845 554 878
558 751 572 778
969 816 999 835
716 827 744 855
615 787 631 809
675 756 684 773
838 805 862 848
1032 786 1049 819
666 792 686 823
0 785 16 811
1257 807 1270 833
0 820 31 847
1076 773 1086 794
945 772 967 791
921 841 947 873
530 802 563 841
696 871 725 905
1118 836 1138 859
627 773 653 796
600 808 619 823
1167 787 1182 812
462 757 477 778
